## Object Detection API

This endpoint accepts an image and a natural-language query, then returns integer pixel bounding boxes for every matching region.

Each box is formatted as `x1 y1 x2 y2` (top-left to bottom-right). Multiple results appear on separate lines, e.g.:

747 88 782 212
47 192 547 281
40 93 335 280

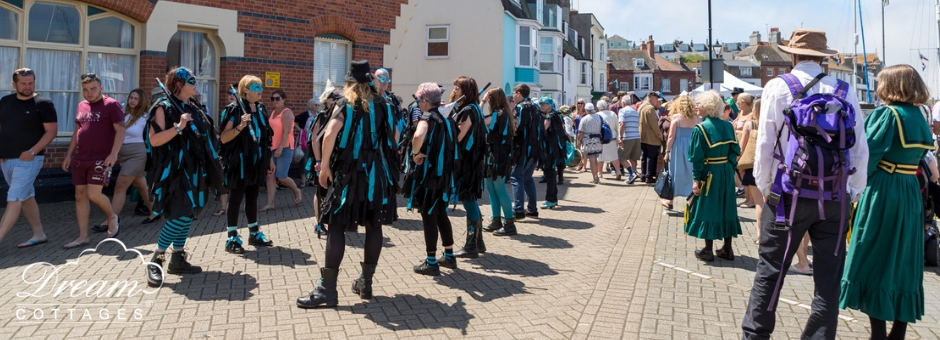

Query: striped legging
157 216 194 251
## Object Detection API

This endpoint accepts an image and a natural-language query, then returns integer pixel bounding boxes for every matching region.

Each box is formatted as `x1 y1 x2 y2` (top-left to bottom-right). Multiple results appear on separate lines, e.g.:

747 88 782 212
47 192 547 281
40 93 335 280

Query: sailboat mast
858 0 873 103
853 0 858 100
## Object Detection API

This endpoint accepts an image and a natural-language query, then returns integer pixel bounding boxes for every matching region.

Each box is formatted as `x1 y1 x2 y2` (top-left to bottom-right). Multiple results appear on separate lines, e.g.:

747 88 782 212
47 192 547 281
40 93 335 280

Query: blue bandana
175 68 196 86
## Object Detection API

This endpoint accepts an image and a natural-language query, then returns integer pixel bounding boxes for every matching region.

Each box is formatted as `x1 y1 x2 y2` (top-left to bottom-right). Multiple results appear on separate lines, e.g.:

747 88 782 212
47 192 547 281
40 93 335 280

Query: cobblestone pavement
1 170 938 339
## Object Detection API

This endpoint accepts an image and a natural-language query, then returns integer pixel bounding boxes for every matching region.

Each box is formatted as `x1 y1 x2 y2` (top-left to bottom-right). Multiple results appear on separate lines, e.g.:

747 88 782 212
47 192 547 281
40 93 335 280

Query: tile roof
654 55 686 72
737 45 789 63
609 50 656 73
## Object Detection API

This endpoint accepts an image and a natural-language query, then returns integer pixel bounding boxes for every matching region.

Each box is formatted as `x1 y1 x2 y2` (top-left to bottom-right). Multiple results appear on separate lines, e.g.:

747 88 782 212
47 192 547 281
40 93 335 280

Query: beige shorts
618 139 641 161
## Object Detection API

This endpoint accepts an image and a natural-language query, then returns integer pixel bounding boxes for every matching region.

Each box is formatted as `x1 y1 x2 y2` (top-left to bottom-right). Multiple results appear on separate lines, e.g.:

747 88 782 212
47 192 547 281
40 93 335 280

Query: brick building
607 36 695 100
1 0 405 166
0 0 405 200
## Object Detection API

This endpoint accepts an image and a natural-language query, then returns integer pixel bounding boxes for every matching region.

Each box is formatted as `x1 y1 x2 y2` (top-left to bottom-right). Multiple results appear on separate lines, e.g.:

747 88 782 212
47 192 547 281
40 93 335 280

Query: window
167 30 216 119
779 67 787 75
314 36 351 96
539 36 554 72
426 25 448 58
694 68 701 77
579 62 589 85
517 25 537 68
2 1 140 133
566 58 571 82
598 73 605 91
767 68 774 77
662 78 671 93
619 82 629 91
599 44 606 61
634 74 652 90
740 67 752 77
680 79 689 92
526 0 543 24
634 58 644 68
541 3 559 29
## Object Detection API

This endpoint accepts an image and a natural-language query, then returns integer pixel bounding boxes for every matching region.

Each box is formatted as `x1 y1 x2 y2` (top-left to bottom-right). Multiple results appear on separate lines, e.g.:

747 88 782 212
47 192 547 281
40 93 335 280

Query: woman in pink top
261 89 302 211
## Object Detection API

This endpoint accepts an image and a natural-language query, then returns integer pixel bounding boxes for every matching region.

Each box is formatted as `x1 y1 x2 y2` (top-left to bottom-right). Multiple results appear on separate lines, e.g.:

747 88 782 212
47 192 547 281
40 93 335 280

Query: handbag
738 121 758 169
654 162 674 199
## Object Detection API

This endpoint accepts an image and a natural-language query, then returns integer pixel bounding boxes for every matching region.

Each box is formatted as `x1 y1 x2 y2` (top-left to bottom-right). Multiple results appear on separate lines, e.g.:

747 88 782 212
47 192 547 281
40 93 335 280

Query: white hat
584 103 596 111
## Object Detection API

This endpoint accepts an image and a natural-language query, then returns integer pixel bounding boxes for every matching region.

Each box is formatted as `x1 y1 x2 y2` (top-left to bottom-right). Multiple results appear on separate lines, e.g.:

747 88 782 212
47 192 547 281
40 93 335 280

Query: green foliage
681 54 707 63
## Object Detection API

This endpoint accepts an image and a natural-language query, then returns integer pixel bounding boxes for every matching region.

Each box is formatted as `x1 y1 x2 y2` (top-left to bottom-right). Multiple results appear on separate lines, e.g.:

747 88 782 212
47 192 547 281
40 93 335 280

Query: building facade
0 0 405 171
608 36 695 100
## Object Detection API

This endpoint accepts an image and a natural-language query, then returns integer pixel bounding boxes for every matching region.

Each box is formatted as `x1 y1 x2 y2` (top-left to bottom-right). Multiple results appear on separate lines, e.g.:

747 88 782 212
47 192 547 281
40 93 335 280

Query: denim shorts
273 148 294 179
1 156 44 202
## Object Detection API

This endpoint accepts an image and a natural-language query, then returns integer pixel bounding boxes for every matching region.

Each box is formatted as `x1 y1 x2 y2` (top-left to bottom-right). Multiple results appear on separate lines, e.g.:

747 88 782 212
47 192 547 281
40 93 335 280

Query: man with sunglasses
0 68 57 249
62 72 126 248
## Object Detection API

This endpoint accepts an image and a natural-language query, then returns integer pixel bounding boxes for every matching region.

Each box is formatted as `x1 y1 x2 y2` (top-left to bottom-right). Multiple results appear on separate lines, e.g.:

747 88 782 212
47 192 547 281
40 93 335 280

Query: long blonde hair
750 98 761 125
342 81 374 112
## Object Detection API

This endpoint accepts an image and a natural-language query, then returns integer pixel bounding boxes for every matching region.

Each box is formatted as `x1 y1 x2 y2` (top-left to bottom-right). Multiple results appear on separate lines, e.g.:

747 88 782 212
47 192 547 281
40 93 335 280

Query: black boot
147 252 165 287
482 217 502 232
166 250 202 274
476 220 486 253
225 234 245 254
351 262 377 299
248 230 273 247
413 259 441 276
493 218 517 236
454 219 479 258
297 267 339 308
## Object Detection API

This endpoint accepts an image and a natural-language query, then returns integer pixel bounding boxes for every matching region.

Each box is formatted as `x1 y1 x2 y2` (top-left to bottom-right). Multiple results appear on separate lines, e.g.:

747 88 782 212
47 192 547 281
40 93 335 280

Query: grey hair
694 91 724 119
415 82 442 108
307 98 319 110
596 100 609 111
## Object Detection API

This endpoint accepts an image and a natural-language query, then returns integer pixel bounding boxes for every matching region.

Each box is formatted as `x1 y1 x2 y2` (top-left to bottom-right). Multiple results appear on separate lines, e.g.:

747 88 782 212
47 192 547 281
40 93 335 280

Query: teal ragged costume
454 103 487 201
219 99 273 187
403 107 458 214
684 116 742 240
840 104 934 323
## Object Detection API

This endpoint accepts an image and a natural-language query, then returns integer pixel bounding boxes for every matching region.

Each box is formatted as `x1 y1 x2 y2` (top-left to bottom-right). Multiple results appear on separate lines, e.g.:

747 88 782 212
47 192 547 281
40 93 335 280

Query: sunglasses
577 103 584 105
14 68 34 77
80 72 100 82
377 75 390 83
271 96 282 101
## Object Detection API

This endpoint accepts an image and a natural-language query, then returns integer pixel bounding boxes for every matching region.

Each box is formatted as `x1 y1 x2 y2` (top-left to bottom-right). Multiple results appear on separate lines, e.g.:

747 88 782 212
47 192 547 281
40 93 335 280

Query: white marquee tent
693 70 764 97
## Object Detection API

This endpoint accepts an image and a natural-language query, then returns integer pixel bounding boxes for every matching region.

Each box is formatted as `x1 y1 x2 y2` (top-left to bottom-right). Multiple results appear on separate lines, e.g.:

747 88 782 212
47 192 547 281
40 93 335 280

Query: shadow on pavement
506 233 574 249
703 253 759 272
165 270 257 301
345 232 395 249
553 206 605 214
345 294 472 335
433 270 528 302
468 253 559 277
242 246 315 268
532 217 594 230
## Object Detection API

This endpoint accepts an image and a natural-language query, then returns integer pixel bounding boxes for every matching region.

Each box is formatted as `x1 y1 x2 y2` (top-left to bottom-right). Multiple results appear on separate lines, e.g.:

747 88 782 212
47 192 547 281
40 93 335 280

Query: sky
576 0 940 95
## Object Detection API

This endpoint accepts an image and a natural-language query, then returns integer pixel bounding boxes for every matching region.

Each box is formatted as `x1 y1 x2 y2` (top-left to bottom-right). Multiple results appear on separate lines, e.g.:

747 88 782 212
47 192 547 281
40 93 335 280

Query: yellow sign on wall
265 72 280 88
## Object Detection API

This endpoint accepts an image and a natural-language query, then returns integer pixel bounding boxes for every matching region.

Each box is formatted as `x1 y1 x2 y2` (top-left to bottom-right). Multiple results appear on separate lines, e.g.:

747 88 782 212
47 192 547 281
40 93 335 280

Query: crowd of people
0 28 936 339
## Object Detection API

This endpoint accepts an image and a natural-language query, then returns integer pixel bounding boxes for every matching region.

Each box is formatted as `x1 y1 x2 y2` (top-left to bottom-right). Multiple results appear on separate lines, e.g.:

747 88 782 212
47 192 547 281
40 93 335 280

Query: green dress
684 116 742 239
840 104 933 323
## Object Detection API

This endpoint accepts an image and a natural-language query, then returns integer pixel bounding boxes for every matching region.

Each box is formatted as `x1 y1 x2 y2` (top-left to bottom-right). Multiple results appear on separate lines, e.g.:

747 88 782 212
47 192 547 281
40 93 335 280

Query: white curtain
313 39 349 96
86 53 136 106
119 20 133 49
26 49 80 133
0 47 18 94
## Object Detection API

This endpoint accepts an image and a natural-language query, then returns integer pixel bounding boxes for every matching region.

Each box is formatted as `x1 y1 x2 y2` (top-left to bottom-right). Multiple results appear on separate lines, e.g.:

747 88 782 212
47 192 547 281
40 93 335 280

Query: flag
921 53 930 62
923 62 928 72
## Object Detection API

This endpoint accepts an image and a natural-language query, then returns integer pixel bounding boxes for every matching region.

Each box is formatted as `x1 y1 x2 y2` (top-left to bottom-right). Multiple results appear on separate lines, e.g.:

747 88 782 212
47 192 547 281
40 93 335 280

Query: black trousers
421 210 454 254
640 143 660 179
544 166 557 203
324 222 383 269
556 164 564 181
227 184 259 227
741 194 846 340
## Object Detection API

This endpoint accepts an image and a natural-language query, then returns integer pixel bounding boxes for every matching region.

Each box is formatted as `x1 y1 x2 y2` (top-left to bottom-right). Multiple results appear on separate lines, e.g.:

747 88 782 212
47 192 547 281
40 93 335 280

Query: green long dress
684 116 742 239
840 104 933 323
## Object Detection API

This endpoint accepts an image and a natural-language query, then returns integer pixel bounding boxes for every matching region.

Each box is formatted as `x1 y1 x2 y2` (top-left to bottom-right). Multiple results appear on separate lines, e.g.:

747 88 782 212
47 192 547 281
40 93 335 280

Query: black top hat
731 87 745 95
345 60 374 83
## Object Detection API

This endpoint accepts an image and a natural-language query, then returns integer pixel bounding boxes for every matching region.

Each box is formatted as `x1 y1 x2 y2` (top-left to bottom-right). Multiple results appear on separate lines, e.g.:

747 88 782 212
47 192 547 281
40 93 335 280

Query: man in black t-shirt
0 68 57 249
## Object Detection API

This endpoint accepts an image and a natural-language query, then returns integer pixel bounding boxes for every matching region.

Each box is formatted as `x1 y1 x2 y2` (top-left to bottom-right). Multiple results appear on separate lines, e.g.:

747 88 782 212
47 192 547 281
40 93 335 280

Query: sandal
213 209 227 217
293 189 303 206
260 205 276 212
737 203 755 208
17 238 48 248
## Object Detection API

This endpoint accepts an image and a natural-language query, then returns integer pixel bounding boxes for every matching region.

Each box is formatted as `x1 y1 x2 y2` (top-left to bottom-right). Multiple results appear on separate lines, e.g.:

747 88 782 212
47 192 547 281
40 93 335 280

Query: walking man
0 68 56 248
62 72 125 248
741 29 868 339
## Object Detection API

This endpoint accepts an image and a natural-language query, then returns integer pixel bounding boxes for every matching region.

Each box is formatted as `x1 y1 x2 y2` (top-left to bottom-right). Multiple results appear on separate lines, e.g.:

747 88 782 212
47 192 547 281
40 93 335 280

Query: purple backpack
765 73 855 310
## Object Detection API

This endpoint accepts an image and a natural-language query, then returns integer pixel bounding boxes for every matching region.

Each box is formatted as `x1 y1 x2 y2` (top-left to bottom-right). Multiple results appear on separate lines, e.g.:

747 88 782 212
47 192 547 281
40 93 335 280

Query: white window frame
662 78 671 93
1 0 141 135
539 35 555 72
619 82 629 91
314 36 352 96
740 67 752 77
634 58 645 68
425 25 449 59
579 61 589 86
767 68 774 77
516 25 538 68
680 78 689 92
598 72 605 92
634 74 652 90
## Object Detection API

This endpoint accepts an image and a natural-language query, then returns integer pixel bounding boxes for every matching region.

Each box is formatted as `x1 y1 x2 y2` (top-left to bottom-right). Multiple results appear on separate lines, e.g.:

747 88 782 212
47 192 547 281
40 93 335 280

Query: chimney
769 27 781 45
749 31 761 46
647 35 655 58
640 41 647 51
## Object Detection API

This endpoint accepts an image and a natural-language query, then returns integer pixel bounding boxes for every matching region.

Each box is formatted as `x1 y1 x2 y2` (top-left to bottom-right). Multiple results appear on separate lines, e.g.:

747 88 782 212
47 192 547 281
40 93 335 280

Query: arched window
0 1 140 134
167 30 217 117
313 34 351 97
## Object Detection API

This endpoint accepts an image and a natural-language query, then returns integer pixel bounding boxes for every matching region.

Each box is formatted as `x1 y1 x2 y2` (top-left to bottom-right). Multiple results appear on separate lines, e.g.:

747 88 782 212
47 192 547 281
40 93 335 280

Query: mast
936 0 940 99
857 0 873 103
853 0 858 100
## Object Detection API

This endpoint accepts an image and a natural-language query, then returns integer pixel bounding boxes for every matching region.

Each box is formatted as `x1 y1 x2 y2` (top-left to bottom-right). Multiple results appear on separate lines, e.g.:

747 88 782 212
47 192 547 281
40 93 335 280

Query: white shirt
930 102 940 141
754 61 868 202
123 113 148 144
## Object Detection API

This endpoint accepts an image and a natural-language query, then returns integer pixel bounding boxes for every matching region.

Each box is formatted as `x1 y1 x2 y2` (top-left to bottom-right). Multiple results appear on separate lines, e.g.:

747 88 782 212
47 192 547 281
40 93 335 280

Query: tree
681 54 707 63
672 38 684 46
